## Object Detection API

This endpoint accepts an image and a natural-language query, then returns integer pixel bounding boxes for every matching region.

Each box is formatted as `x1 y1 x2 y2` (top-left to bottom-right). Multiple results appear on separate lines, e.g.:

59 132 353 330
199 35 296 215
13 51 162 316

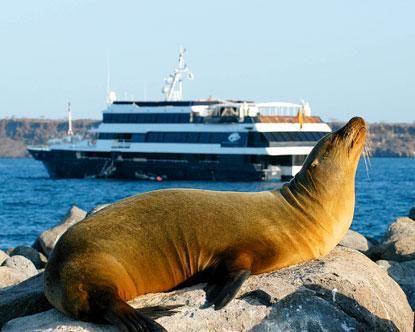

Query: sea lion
44 117 367 331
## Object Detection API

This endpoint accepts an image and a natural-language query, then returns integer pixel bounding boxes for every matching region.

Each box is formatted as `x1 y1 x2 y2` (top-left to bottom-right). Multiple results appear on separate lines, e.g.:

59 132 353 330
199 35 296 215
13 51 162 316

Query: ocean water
0 158 414 250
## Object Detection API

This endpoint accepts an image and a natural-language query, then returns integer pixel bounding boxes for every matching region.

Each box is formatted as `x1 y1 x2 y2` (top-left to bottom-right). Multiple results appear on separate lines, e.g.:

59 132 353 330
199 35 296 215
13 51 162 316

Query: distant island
0 118 414 158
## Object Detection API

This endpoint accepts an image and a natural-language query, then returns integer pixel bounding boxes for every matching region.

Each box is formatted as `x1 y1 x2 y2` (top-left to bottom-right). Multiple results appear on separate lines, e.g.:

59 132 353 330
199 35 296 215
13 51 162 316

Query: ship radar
162 48 194 101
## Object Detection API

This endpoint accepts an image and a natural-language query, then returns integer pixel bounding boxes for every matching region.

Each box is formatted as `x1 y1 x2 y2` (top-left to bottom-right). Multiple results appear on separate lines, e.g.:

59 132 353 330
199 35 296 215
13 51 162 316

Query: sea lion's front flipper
92 295 168 332
137 305 183 319
203 269 251 310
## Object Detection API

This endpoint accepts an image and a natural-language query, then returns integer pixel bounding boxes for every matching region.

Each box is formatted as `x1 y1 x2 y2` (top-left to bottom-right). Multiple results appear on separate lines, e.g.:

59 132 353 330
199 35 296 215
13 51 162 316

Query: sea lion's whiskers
362 151 370 180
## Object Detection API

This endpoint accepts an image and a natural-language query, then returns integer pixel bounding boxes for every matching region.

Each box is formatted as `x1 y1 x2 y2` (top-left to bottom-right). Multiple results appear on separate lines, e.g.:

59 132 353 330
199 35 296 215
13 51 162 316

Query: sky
0 1 414 122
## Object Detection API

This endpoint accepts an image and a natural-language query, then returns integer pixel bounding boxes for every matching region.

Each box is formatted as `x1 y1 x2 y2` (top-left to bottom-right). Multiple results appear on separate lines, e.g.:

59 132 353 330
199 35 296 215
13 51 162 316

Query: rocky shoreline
1 206 414 331
1 118 415 158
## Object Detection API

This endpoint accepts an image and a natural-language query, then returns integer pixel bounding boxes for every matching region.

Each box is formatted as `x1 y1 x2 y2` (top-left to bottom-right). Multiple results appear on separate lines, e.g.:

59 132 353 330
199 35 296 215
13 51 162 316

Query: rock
33 206 87 257
9 246 47 269
0 267 31 288
339 229 374 254
409 207 415 220
86 204 110 217
251 291 359 332
2 256 38 277
377 259 415 311
0 250 9 265
0 273 51 328
377 217 415 262
2 310 114 332
2 247 412 332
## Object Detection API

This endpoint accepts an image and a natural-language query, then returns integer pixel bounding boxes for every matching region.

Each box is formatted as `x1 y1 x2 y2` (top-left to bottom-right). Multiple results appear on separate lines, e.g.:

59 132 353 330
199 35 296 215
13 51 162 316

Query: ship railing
256 101 311 117
27 145 50 151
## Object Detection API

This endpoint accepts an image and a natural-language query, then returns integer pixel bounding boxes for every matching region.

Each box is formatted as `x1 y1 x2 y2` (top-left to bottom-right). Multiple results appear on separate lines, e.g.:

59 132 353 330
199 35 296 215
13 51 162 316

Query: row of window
97 131 328 146
248 131 327 147
103 113 190 124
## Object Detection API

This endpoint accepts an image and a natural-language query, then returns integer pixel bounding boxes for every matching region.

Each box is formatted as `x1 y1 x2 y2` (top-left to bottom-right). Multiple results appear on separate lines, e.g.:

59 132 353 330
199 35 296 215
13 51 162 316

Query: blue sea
0 158 414 250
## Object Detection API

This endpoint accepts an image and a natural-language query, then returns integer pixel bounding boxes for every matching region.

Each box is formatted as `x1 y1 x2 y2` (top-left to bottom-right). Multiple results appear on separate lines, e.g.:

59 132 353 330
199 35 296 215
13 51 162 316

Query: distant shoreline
0 118 414 158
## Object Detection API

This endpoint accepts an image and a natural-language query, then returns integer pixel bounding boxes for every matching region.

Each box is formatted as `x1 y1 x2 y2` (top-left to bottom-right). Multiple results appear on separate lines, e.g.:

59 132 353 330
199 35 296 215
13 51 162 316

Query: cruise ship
28 49 331 181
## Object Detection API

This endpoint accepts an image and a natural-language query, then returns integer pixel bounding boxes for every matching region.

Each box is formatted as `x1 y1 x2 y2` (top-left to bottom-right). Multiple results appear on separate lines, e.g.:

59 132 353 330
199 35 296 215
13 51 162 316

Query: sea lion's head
293 117 367 198
282 117 367 253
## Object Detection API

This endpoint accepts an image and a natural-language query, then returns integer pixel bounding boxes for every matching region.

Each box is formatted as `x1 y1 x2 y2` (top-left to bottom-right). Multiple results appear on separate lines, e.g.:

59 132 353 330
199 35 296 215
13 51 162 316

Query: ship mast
67 102 73 136
162 48 194 101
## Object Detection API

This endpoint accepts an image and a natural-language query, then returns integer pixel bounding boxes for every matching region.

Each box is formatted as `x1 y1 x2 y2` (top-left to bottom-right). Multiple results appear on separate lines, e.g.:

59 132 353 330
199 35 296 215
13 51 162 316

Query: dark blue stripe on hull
28 149 300 181
39 159 266 181
29 151 278 181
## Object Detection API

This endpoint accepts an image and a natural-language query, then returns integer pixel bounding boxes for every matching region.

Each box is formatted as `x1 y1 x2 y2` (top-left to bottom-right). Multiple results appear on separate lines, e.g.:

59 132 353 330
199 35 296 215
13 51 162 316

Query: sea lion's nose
348 117 366 129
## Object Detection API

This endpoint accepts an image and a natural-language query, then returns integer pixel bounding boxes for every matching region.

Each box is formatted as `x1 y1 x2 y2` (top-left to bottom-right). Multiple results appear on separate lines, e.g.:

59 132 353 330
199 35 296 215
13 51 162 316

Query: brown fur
44 117 366 331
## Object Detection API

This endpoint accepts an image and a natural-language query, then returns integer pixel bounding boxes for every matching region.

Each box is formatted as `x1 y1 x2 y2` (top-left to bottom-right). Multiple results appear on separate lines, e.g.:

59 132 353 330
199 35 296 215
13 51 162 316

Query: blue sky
0 1 414 122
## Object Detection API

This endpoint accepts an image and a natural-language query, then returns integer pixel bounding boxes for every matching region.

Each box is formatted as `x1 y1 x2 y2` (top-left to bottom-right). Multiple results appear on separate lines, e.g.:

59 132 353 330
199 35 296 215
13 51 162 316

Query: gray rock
2 247 412 332
9 246 47 269
377 259 415 311
0 273 51 328
409 207 415 220
86 203 111 217
33 206 87 257
3 310 116 332
0 267 31 288
251 291 359 332
0 250 9 265
377 217 415 262
339 229 373 254
2 256 38 277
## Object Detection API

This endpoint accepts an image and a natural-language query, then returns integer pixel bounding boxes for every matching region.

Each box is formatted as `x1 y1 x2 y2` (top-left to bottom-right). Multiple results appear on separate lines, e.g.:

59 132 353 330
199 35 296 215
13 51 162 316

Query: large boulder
2 247 413 332
377 259 415 311
2 256 38 278
0 267 32 289
339 229 374 254
374 217 415 262
409 207 415 220
0 273 51 328
0 250 9 265
32 206 87 257
9 246 47 269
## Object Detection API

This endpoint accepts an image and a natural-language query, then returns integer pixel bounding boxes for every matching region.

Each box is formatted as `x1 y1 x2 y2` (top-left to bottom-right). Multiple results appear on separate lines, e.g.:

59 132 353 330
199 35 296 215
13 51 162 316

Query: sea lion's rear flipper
98 297 169 332
137 305 183 319
203 269 251 310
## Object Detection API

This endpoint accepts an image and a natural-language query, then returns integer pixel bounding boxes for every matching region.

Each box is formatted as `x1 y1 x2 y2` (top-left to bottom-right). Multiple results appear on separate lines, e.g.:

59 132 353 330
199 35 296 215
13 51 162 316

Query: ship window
98 133 109 139
315 132 327 140
147 133 164 142
199 132 211 143
210 133 224 144
306 132 316 141
132 133 145 142
281 132 290 141
275 132 286 141
113 133 132 140
187 132 199 143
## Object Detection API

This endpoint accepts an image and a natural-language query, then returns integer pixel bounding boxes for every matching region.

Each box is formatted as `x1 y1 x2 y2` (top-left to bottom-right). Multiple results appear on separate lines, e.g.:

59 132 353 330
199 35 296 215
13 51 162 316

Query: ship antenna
162 48 194 101
67 101 73 136
106 59 111 104
106 58 117 104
